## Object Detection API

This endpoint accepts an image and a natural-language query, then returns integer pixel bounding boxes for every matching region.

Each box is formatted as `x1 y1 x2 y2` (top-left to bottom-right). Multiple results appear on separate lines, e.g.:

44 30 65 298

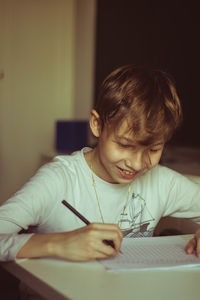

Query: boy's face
89 110 164 184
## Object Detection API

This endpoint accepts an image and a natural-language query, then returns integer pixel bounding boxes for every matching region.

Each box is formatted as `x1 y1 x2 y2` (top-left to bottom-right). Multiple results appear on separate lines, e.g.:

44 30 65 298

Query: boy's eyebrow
118 136 134 143
116 136 164 146
151 142 164 147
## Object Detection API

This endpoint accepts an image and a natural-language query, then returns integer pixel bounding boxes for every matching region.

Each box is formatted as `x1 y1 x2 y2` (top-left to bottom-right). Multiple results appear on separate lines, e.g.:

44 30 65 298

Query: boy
0 65 200 262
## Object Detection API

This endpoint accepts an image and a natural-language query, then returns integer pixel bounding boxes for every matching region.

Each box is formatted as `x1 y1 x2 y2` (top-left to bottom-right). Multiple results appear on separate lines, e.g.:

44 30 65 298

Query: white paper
99 236 200 271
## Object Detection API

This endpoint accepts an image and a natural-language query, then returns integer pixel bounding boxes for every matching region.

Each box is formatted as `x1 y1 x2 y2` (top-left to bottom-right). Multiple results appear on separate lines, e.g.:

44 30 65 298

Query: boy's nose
125 151 145 171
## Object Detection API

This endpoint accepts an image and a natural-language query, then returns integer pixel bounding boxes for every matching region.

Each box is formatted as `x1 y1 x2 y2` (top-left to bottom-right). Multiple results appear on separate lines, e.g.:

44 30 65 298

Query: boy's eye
149 148 161 153
117 142 132 148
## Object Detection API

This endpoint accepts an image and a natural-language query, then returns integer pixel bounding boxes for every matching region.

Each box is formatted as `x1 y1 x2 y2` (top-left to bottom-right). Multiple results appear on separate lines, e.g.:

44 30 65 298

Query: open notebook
99 235 200 271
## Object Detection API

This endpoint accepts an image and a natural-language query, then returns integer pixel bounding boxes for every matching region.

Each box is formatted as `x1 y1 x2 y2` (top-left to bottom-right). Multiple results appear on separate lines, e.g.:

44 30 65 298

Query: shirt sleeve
0 159 67 261
158 166 200 219
0 232 34 262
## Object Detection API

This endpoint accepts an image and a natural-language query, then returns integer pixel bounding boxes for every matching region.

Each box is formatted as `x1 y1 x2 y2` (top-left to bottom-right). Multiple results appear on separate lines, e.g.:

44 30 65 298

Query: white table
1 235 200 300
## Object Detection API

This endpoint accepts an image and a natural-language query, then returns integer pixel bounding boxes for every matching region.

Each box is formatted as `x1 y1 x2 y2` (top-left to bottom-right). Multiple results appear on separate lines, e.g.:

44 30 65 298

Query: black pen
61 200 116 250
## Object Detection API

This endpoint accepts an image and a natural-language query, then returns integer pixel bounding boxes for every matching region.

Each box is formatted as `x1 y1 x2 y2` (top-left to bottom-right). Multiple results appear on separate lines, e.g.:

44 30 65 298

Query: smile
119 167 136 174
123 170 135 175
117 167 138 179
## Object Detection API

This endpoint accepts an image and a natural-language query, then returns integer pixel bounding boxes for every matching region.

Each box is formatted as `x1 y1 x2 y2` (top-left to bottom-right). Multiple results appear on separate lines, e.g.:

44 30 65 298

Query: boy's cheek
150 153 163 167
108 149 127 162
103 144 121 159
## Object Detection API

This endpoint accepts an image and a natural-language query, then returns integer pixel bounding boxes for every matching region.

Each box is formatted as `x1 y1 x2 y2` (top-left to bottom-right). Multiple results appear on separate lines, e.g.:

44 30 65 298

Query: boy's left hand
185 229 200 258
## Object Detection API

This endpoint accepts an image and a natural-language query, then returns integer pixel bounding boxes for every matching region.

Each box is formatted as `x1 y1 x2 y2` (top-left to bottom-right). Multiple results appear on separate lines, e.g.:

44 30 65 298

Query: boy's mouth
123 170 134 175
117 167 138 179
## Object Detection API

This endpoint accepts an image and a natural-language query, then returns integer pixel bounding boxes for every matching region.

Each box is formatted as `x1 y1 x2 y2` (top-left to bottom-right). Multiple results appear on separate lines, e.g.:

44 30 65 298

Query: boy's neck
84 147 112 183
84 148 97 173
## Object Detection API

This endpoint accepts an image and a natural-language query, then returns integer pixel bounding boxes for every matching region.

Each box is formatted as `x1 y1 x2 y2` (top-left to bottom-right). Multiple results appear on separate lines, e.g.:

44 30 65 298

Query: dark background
95 0 200 146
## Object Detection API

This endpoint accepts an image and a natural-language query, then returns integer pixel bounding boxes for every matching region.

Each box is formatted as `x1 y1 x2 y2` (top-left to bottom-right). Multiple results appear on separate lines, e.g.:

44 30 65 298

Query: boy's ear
89 109 102 137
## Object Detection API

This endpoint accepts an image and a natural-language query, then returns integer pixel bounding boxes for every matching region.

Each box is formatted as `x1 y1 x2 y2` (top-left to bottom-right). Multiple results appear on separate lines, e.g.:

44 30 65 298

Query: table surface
2 235 200 300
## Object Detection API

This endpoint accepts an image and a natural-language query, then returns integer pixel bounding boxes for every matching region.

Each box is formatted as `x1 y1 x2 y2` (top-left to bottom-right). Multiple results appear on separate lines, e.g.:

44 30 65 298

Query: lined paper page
99 236 200 270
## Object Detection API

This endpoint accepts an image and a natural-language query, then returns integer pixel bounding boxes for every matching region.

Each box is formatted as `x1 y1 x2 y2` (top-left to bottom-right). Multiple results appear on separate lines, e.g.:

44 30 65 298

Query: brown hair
95 65 183 145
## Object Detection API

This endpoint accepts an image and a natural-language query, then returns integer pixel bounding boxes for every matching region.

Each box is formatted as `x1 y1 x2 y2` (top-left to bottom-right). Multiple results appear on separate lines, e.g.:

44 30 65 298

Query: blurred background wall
0 0 96 203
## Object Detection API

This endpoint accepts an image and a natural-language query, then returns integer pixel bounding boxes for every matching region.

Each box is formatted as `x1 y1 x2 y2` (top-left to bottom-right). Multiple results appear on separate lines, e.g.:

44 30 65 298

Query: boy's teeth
123 170 134 175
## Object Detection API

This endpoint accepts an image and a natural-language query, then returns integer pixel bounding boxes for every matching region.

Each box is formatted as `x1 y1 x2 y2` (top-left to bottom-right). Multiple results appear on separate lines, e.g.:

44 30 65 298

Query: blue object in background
56 120 89 153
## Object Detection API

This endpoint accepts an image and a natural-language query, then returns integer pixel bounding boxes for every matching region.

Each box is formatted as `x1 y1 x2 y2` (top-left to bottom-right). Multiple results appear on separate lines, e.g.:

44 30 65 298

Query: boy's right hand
17 223 123 261
51 223 123 261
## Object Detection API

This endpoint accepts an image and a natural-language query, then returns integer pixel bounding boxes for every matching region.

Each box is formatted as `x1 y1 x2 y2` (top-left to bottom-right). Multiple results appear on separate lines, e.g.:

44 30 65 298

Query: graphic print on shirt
117 192 155 237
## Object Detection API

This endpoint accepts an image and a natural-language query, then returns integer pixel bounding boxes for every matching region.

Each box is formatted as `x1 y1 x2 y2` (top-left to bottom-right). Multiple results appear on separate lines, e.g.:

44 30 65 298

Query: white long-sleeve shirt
1 147 200 261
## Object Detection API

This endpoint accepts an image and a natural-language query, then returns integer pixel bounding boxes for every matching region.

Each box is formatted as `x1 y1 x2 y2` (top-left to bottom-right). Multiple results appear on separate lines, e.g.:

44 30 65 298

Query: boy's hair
95 65 183 145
